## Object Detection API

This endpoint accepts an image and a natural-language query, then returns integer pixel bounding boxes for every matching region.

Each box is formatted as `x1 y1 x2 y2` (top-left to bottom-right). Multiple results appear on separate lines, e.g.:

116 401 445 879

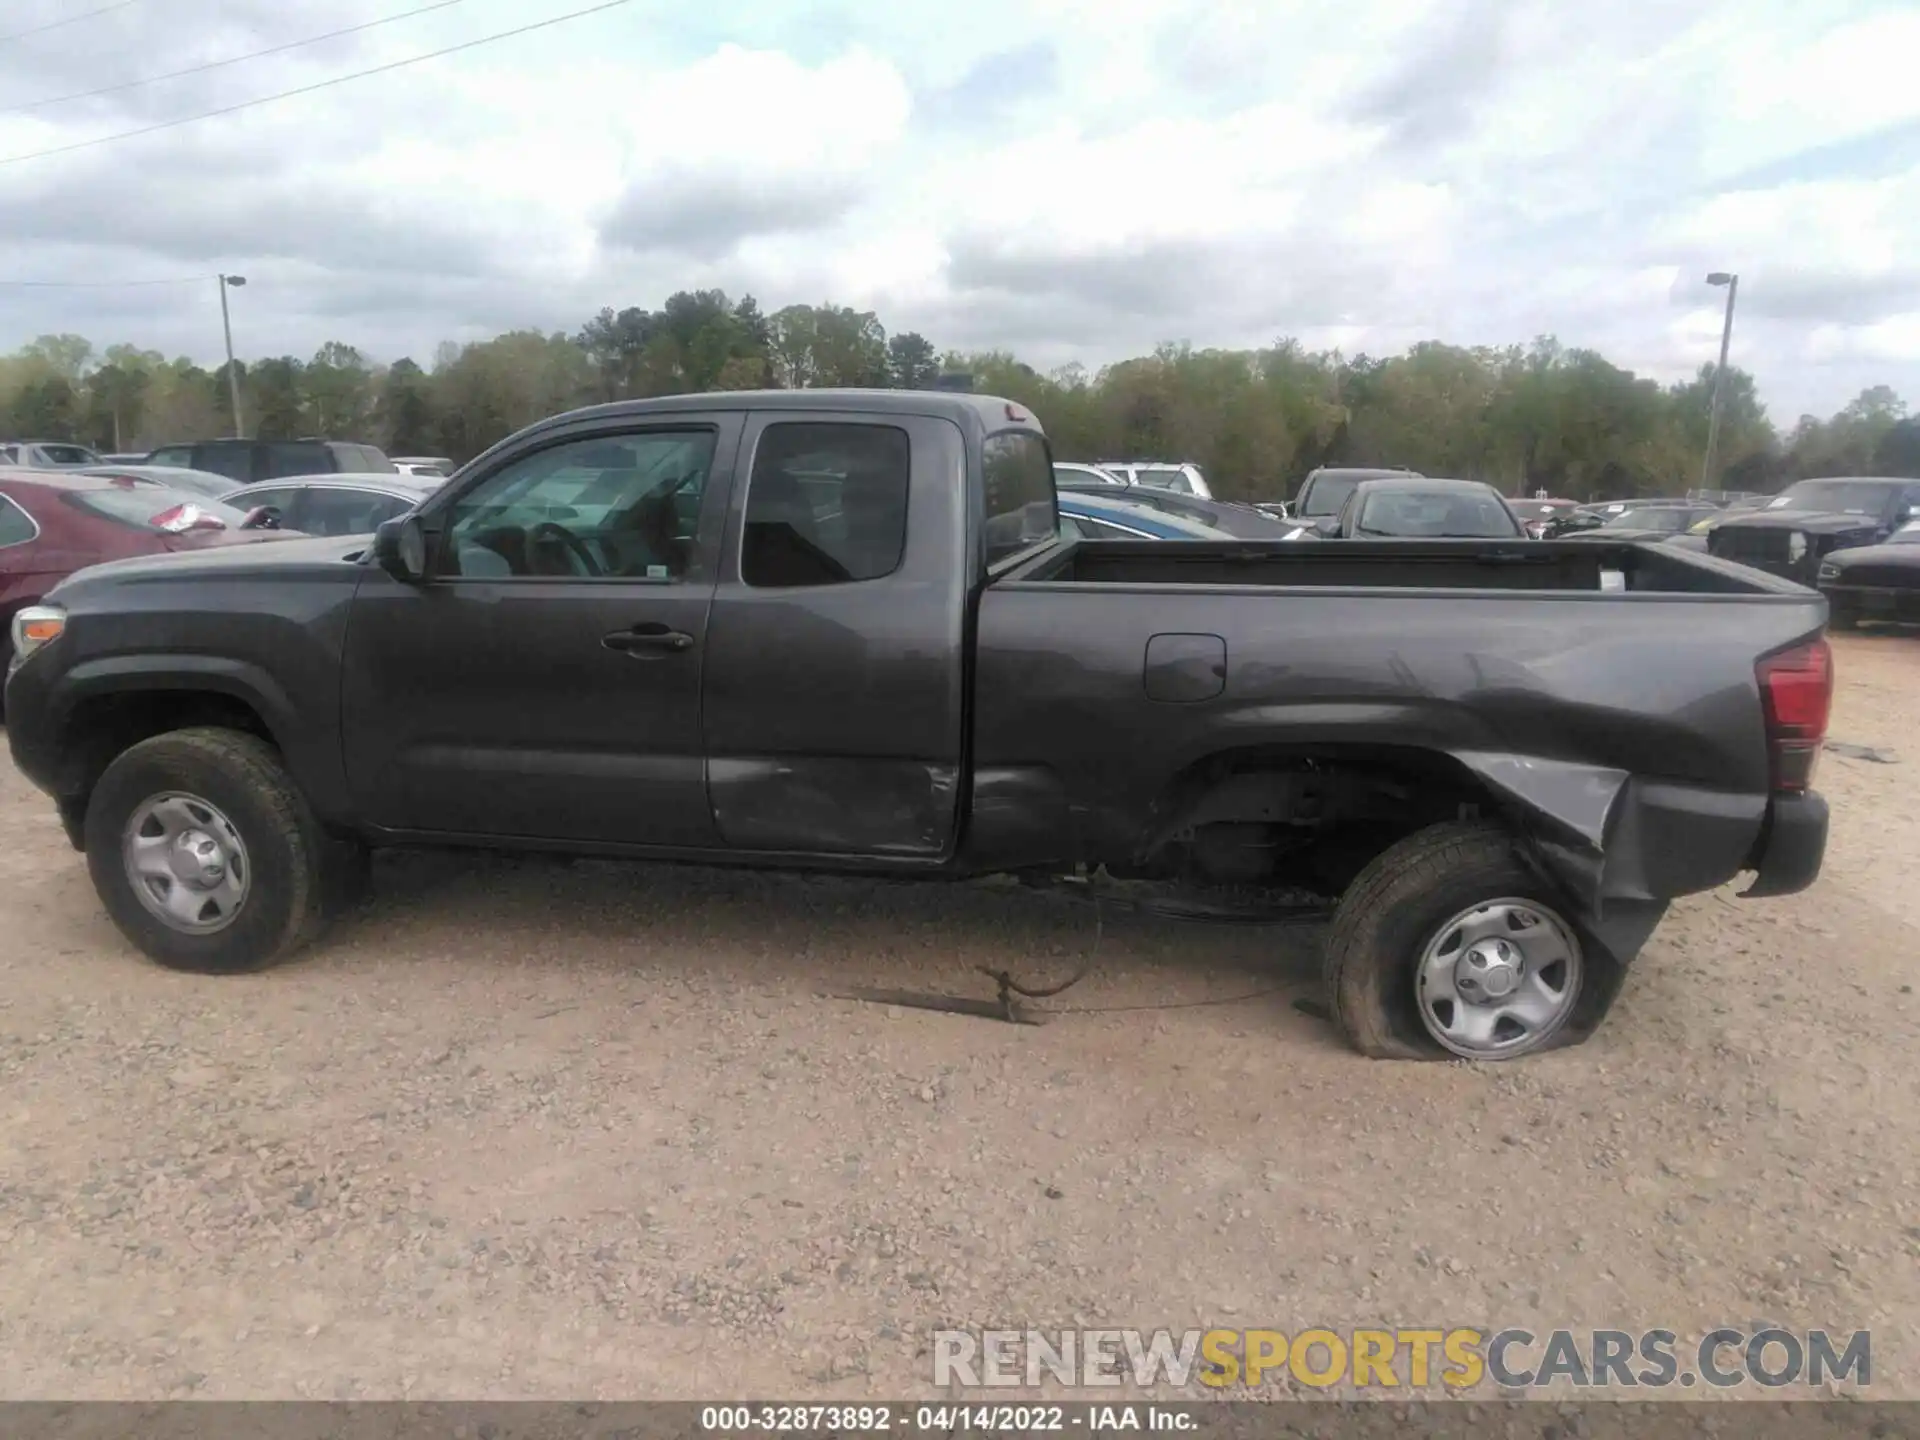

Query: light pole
218 273 247 438
1700 270 1738 490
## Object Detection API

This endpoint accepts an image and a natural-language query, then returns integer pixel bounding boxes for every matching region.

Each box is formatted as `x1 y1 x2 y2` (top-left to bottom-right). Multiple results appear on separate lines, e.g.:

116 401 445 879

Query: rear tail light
150 503 226 534
1756 638 1832 792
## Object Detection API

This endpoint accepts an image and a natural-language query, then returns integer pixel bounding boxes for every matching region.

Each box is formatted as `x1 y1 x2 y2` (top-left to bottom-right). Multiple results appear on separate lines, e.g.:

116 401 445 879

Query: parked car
0 469 291 688
1052 462 1129 491
1097 461 1213 498
1290 466 1423 521
1317 477 1524 540
78 463 240 500
391 456 455 479
5 390 1830 1063
1817 520 1920 627
1081 486 1308 538
1707 475 1920 587
1506 497 1581 539
1057 490 1264 540
218 474 440 537
141 439 397 485
1562 504 1724 544
1543 498 1694 538
0 441 103 468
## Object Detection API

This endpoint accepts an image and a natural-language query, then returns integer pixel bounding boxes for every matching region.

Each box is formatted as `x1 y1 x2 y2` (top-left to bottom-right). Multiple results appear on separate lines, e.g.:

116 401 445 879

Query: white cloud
0 0 1915 421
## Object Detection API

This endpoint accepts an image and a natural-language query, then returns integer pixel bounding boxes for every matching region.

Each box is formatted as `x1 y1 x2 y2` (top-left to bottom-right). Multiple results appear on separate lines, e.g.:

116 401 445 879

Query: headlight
1817 562 1840 582
8 604 66 667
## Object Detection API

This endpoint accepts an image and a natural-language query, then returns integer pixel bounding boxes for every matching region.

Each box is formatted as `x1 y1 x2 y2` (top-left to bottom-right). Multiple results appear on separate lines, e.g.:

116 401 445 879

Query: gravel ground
1 630 1916 1403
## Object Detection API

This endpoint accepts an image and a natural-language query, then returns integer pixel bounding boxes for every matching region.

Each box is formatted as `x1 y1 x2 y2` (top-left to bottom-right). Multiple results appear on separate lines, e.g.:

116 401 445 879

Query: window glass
440 429 716 579
192 445 256 481
1078 516 1151 539
0 494 38 546
229 487 297 517
260 443 334 479
981 430 1055 568
298 487 414 536
146 446 192 468
37 444 96 466
742 423 910 588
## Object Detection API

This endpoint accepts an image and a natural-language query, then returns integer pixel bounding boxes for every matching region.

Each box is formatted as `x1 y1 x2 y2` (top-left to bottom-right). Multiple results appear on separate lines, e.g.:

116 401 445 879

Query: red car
2 469 295 680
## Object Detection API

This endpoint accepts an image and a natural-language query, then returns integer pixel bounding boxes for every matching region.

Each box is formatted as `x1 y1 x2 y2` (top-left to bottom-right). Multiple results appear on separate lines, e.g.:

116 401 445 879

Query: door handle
602 624 695 654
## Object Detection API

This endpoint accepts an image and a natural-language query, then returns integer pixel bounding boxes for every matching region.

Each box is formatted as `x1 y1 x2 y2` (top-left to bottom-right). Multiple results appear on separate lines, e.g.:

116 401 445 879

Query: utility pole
218 273 247 438
1700 271 1738 490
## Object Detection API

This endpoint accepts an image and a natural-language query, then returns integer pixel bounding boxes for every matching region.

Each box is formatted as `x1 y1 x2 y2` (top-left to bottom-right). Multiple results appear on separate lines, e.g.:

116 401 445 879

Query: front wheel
84 727 333 973
1322 820 1626 1060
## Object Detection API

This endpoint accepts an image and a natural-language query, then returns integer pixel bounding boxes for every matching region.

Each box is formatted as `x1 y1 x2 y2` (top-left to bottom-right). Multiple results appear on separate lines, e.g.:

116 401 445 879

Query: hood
1826 543 1920 573
1714 509 1885 536
48 532 372 601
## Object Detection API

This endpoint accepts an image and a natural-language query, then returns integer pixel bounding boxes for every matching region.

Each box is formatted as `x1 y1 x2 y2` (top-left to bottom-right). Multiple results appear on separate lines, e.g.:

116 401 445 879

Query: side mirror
1310 516 1342 538
373 514 428 583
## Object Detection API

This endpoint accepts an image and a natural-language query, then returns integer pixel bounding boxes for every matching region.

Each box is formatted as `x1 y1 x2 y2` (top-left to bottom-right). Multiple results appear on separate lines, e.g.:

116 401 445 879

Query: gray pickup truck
5 390 1833 1061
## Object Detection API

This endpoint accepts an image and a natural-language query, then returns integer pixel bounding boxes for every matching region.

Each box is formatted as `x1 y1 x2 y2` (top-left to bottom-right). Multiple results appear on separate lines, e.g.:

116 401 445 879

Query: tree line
3 290 1916 502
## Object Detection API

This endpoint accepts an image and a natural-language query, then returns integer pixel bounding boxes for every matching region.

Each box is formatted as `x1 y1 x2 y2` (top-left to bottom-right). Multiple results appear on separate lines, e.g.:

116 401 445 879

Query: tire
1322 820 1625 1061
84 726 331 973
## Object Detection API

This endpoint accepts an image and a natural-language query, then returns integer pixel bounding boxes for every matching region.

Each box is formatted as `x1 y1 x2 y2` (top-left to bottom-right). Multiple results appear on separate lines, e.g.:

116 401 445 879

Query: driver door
341 414 741 846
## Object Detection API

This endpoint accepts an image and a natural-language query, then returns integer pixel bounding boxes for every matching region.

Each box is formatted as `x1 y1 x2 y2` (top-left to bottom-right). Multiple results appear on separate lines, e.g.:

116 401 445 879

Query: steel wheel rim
122 791 252 936
1415 896 1583 1059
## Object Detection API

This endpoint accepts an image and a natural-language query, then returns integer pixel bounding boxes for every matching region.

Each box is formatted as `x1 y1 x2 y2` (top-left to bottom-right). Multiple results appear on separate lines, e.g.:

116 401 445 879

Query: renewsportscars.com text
932 1327 1871 1391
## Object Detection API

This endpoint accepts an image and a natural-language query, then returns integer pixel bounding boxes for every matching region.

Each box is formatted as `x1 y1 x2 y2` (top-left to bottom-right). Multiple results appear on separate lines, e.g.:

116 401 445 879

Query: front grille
1836 564 1918 590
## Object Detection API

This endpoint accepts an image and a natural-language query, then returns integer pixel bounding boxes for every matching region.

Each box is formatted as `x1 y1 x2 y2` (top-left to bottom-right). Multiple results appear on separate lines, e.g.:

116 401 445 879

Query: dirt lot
1 632 1917 1402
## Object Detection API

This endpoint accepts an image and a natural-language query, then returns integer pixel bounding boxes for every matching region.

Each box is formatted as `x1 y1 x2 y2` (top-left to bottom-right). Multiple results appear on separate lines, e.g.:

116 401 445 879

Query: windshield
1355 488 1520 538
64 487 252 531
1769 480 1902 515
1605 507 1688 532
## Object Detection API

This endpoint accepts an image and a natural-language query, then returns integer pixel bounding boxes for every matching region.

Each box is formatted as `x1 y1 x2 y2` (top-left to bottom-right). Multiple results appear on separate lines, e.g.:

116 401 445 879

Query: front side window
259 443 335 479
0 493 38 547
439 429 716 580
229 487 298 518
981 430 1055 568
741 422 909 588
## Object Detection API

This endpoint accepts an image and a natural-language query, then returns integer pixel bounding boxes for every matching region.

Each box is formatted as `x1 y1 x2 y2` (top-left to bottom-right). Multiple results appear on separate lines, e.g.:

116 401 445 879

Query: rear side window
299 487 414 536
0 493 38 546
192 445 257 482
37 444 96 465
261 443 334 479
742 423 910 588
981 430 1056 568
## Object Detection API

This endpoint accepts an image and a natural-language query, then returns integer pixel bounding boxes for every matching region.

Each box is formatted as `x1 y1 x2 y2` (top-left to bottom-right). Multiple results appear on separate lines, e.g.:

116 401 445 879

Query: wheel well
1138 743 1509 889
56 690 278 816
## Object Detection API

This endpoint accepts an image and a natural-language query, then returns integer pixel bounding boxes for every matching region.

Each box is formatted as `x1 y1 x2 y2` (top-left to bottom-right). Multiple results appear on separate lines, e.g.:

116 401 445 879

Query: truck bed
1012 537 1813 596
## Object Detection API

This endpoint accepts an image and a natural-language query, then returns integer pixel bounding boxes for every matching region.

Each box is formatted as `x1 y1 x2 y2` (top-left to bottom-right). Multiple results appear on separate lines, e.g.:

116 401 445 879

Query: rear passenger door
700 412 969 857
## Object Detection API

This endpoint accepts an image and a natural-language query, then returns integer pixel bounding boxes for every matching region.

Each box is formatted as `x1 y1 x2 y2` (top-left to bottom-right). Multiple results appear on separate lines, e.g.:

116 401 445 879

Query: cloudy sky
2 0 1917 423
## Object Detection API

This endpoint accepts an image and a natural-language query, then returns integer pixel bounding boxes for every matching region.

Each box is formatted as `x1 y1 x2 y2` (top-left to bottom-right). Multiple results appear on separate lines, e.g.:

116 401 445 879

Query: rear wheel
1323 820 1626 1060
84 727 332 973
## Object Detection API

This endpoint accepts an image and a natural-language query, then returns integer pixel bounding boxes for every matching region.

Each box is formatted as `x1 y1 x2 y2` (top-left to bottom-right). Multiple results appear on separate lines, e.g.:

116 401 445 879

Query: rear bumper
1740 791 1828 899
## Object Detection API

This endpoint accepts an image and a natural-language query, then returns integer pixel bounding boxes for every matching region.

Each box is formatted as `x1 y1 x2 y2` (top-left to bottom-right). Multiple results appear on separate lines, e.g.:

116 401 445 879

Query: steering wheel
527 520 603 577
